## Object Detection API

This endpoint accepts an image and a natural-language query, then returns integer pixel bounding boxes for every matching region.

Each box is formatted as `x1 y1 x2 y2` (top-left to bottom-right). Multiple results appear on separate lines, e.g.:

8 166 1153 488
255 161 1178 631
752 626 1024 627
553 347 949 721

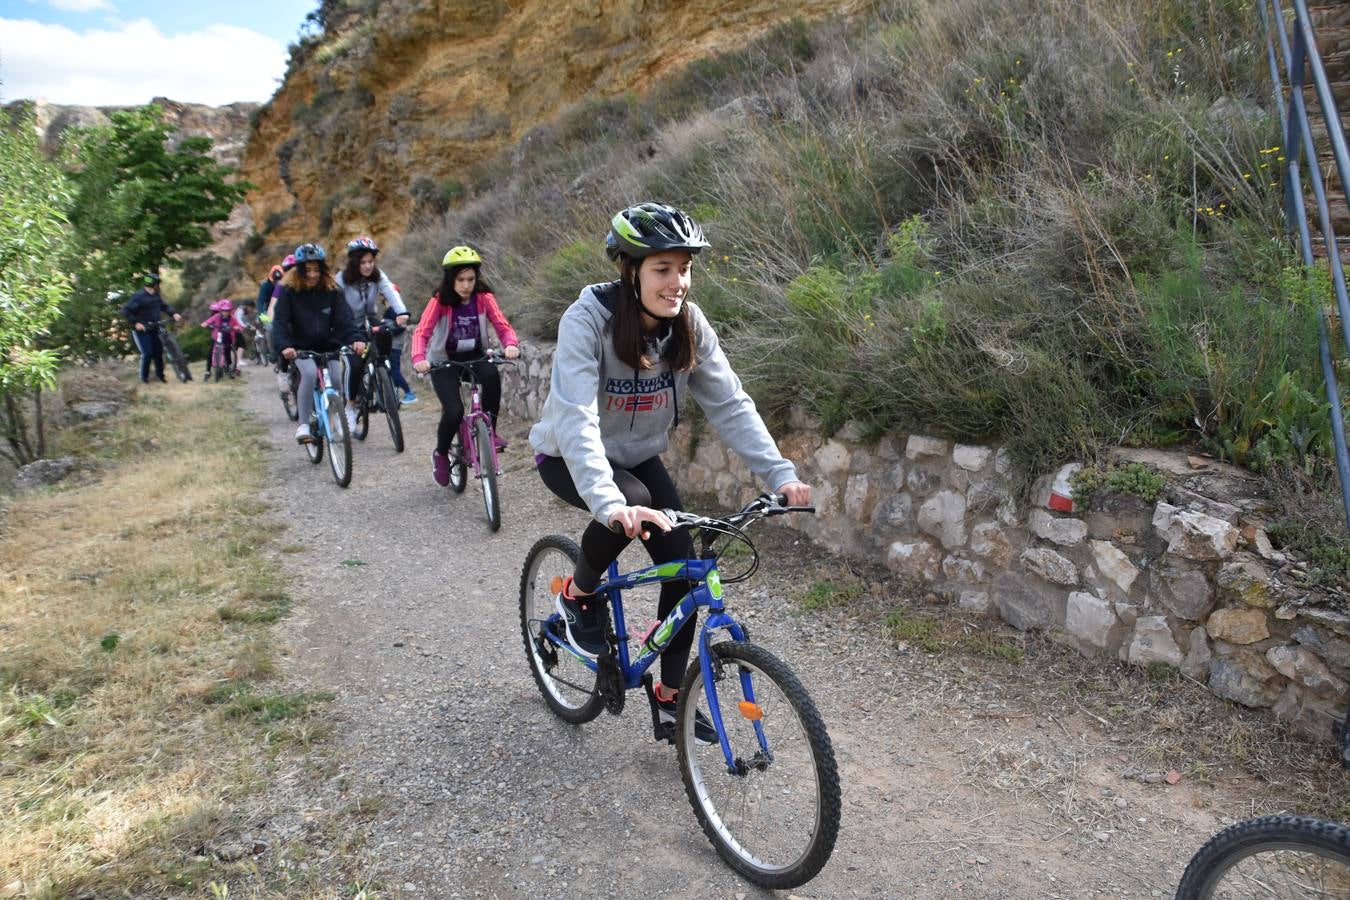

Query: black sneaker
655 683 717 745
555 590 608 660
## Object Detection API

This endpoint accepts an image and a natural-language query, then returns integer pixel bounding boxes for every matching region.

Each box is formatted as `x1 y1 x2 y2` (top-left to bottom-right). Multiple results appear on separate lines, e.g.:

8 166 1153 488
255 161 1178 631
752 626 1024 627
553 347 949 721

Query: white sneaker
276 372 290 393
345 408 357 432
295 423 312 443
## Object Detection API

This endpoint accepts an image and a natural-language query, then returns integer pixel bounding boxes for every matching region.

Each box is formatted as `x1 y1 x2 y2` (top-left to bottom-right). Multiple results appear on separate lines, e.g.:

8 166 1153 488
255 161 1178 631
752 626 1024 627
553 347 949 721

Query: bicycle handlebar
426 350 517 370
662 493 815 532
292 348 353 364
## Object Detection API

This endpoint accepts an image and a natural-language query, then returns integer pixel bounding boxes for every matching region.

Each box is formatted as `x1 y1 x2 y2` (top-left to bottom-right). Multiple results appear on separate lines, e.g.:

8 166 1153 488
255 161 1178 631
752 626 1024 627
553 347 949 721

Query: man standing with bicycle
121 273 182 384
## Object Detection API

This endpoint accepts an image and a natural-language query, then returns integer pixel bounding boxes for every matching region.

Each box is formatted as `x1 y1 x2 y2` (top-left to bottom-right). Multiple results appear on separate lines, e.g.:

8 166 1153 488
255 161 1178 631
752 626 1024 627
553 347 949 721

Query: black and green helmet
605 202 710 261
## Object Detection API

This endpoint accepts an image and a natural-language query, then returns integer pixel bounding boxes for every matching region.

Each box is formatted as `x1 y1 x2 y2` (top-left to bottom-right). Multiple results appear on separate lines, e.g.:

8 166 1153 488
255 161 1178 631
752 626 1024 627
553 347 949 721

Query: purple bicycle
427 352 515 531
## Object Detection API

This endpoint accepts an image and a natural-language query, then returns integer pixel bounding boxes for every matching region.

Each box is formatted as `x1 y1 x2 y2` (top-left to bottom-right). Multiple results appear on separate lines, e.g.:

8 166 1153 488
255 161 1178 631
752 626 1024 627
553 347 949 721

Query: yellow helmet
441 245 482 268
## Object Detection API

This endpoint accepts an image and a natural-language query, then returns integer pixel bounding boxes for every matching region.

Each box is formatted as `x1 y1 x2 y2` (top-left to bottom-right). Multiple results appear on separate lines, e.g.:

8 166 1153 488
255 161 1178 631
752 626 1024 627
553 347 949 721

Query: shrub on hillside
388 0 1334 482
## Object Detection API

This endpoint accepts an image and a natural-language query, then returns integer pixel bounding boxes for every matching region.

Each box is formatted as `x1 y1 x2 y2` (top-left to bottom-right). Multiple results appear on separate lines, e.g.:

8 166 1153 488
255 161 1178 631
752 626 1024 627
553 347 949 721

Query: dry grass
0 378 334 897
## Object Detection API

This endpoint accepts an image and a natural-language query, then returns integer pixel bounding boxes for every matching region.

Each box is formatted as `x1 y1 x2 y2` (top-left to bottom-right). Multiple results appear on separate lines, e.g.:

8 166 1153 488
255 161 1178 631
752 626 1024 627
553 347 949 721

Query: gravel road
242 364 1249 899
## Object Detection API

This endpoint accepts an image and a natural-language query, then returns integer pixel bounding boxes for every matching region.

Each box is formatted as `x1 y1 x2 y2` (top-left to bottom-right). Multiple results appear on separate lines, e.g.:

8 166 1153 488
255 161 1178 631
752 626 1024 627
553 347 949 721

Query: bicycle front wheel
377 366 404 452
1175 815 1350 899
678 641 840 890
325 391 352 487
519 535 603 724
474 417 500 531
162 332 191 382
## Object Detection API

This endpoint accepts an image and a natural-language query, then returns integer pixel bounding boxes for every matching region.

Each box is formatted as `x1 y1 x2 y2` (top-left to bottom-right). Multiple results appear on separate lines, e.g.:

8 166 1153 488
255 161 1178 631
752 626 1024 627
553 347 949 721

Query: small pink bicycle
427 351 515 531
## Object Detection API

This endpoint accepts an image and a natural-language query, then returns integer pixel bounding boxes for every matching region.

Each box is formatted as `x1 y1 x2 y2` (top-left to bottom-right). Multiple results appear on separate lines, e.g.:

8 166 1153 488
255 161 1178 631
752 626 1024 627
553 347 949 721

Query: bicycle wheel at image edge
474 417 500 531
678 640 840 890
448 432 467 493
518 535 603 724
325 392 352 487
1174 815 1350 899
377 366 404 452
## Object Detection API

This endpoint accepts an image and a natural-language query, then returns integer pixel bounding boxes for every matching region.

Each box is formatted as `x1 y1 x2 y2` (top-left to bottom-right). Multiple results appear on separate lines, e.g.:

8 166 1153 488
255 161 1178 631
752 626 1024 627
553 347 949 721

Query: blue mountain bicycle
519 493 841 888
293 349 352 488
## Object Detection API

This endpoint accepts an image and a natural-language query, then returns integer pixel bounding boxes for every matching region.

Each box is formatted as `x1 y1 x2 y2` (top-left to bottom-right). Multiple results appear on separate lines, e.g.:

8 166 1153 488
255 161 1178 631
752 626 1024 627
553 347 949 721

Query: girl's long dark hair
281 263 337 292
609 256 695 372
342 253 382 286
434 264 493 306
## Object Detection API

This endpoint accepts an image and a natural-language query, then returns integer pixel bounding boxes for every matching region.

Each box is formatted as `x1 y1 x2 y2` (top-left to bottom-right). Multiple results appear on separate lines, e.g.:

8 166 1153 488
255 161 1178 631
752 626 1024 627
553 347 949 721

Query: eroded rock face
242 0 866 254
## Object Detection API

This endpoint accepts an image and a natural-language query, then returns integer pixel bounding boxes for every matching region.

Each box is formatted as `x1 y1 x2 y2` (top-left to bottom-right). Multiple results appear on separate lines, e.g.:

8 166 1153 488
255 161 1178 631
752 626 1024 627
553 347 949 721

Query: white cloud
48 0 115 12
0 18 286 106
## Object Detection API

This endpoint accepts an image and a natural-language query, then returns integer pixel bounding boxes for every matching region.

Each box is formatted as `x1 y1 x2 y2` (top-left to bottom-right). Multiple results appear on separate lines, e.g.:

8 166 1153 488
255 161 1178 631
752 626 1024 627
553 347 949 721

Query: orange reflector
550 576 564 594
738 701 764 721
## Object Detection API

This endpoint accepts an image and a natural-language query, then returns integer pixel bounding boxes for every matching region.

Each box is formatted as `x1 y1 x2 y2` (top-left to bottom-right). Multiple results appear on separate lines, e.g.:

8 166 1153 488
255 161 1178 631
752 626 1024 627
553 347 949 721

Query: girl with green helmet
527 202 812 741
411 245 520 487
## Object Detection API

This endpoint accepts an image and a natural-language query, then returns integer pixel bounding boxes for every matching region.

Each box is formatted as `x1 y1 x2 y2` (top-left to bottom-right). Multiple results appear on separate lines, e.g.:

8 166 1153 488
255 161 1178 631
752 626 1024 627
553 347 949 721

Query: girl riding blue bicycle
271 243 367 443
527 202 812 738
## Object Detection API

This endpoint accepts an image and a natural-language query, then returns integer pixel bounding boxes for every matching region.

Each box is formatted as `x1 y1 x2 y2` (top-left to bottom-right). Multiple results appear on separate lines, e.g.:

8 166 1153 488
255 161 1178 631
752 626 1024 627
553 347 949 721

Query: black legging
429 361 500 455
537 454 695 688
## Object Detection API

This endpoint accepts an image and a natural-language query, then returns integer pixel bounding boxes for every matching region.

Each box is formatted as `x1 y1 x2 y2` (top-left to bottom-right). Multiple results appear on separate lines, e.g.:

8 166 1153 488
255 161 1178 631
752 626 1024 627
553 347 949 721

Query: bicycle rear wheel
1175 815 1350 899
377 366 404 452
519 535 603 724
448 432 467 493
678 641 840 890
325 390 352 487
474 417 500 531
282 387 298 422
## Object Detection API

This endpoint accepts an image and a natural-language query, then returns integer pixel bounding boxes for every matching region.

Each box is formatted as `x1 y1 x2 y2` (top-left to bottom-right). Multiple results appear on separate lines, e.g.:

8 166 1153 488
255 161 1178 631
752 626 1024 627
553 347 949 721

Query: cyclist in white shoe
528 203 812 741
271 243 366 443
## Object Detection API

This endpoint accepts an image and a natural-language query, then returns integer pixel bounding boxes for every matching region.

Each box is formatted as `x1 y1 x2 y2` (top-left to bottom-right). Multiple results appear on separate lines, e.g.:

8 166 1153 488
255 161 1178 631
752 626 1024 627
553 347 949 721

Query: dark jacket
121 288 176 326
271 286 362 353
256 279 276 311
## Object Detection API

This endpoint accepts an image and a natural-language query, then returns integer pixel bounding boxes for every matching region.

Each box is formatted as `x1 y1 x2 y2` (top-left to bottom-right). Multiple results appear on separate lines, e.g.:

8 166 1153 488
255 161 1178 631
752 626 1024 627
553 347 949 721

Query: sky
0 0 318 106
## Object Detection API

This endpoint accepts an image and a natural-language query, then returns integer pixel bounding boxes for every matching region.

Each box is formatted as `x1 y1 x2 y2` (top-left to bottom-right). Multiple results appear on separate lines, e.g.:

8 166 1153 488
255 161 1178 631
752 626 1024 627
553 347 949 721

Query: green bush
1070 462 1166 506
176 326 211 362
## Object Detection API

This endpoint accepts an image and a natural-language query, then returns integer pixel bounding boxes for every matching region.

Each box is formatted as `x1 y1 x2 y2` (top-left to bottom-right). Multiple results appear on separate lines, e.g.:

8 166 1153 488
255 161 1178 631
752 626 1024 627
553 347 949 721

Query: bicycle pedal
653 721 676 745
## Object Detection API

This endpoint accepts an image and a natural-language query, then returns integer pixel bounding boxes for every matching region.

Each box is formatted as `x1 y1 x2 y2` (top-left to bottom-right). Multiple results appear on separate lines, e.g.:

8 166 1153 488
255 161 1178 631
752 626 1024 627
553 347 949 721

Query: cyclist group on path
123 201 812 690
120 202 835 884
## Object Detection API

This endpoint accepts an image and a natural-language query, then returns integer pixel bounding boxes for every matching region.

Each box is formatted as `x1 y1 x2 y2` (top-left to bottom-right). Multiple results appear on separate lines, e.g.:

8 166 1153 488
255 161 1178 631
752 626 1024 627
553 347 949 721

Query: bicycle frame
431 359 502 478
302 354 343 440
540 557 764 771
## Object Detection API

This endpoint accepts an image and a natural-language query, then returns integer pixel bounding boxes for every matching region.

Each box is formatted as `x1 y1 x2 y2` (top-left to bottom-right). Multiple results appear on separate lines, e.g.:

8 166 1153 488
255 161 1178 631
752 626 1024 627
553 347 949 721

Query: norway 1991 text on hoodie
528 282 798 525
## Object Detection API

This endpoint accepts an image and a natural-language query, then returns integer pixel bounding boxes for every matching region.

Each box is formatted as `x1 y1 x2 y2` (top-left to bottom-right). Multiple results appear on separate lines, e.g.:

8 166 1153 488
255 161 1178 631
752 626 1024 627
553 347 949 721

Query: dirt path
241 364 1302 899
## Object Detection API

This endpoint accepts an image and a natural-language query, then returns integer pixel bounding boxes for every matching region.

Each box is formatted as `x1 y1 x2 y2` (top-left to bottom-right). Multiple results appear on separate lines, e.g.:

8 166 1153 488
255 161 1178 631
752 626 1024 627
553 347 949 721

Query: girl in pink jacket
411 246 520 487
201 299 244 378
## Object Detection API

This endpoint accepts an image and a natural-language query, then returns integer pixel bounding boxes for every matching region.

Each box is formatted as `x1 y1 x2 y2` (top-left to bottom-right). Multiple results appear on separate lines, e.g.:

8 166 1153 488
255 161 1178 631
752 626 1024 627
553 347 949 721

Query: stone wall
503 340 1350 744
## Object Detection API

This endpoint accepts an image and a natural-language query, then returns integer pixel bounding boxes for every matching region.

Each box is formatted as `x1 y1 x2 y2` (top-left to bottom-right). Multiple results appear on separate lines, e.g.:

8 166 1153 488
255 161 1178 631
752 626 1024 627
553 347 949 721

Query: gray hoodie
334 271 406 324
529 282 798 524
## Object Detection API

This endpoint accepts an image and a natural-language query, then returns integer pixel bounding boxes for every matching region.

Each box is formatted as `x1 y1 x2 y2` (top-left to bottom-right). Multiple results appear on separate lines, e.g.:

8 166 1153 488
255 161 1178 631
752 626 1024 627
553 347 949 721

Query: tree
53 103 251 358
0 108 71 465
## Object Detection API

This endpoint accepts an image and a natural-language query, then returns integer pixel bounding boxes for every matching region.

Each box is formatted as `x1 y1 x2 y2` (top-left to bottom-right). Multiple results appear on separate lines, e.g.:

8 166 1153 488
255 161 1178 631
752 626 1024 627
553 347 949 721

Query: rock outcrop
242 0 865 252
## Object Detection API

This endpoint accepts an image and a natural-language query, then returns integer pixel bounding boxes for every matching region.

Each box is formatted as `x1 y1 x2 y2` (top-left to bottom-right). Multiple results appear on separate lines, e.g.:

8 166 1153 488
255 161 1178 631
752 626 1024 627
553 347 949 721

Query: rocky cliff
243 0 865 255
